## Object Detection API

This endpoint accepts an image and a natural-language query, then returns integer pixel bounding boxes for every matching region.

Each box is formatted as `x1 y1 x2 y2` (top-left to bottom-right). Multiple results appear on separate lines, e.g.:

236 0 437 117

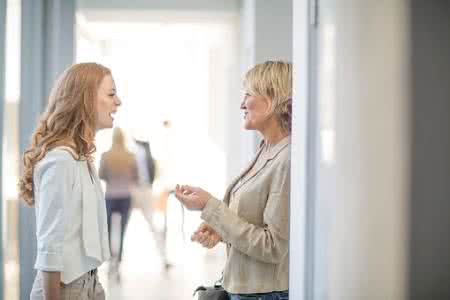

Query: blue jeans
228 291 288 300
106 197 131 262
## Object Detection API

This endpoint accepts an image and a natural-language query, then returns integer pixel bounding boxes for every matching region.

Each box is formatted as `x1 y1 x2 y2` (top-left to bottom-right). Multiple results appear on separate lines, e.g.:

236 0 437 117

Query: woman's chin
97 122 113 131
243 122 255 130
106 117 114 128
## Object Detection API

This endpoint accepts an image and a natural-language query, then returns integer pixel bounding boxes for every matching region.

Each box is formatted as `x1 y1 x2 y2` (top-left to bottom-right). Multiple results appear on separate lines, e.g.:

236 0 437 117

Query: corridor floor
100 208 226 300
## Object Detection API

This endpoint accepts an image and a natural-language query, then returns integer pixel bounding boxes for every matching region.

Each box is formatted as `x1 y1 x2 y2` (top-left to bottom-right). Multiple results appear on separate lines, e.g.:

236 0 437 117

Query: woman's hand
42 271 61 300
175 185 211 211
192 223 222 249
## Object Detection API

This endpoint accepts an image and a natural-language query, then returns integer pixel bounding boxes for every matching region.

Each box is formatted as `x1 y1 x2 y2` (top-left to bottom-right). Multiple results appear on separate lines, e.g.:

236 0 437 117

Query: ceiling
77 0 242 23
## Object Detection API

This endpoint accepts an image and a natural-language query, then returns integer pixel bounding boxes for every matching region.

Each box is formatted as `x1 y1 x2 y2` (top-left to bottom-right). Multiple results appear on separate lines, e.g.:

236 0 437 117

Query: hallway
100 208 226 300
2 0 450 299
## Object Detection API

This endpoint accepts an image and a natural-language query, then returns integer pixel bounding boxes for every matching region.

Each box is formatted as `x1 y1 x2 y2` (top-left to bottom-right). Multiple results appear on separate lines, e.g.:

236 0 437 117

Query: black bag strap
193 271 224 297
214 272 224 288
193 286 207 297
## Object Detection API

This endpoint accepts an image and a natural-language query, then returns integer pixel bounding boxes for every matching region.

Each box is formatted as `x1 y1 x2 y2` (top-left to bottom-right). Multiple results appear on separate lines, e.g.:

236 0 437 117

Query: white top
33 147 110 284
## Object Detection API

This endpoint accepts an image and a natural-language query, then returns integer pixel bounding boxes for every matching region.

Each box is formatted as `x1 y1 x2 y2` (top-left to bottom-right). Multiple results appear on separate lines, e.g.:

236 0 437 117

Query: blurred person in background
130 137 156 227
19 63 120 300
131 137 172 268
99 127 139 279
176 61 291 300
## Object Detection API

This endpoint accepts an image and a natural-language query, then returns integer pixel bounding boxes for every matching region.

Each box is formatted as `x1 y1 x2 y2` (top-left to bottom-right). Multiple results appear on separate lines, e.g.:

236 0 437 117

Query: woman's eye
109 94 115 97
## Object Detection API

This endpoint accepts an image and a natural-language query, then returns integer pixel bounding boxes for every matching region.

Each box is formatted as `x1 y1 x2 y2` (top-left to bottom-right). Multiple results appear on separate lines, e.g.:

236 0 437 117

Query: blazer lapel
231 136 290 195
223 146 264 205
231 156 270 195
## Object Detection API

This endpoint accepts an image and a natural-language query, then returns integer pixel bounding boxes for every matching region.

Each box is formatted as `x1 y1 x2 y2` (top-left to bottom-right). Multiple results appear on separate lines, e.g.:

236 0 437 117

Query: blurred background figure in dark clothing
131 136 173 268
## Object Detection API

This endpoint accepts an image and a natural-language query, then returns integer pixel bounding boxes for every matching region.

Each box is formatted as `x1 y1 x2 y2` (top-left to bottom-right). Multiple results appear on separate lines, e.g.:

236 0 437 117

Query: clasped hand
191 222 222 249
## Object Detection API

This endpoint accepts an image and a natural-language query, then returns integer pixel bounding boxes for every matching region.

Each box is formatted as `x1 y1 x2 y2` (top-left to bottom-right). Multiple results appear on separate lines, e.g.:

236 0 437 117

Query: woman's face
240 92 271 131
96 74 121 130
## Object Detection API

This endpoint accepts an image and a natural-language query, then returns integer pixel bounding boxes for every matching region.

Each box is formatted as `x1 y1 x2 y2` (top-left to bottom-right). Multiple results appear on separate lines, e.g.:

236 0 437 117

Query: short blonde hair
244 61 292 132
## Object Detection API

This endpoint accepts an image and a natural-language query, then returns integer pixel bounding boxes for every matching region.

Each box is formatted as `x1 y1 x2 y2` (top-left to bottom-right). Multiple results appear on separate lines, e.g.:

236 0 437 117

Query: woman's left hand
191 222 222 249
175 184 212 211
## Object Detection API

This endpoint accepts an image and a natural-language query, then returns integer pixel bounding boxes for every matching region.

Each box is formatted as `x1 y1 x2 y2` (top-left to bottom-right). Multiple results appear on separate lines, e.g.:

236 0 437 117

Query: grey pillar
254 0 293 64
252 0 293 149
19 1 75 299
44 0 76 95
0 0 7 298
409 1 450 299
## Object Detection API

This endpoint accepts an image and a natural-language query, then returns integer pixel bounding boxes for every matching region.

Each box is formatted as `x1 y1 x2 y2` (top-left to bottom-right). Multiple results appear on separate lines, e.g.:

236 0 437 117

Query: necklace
262 142 276 158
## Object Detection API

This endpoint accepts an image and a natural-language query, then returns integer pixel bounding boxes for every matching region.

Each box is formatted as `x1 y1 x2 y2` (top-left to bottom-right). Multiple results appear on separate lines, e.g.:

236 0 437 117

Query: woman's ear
263 96 273 115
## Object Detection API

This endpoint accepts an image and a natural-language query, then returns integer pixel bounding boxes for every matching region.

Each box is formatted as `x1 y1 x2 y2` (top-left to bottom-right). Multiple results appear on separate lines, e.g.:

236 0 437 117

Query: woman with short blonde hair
19 62 121 300
176 61 292 300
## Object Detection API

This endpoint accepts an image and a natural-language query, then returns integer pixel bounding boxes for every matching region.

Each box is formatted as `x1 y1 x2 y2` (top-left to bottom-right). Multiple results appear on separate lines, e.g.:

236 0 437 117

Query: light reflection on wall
318 25 336 165
3 0 20 201
3 1 21 300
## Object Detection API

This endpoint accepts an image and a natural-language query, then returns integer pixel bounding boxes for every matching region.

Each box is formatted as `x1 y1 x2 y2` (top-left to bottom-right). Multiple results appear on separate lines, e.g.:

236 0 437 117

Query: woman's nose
240 99 246 109
115 96 122 106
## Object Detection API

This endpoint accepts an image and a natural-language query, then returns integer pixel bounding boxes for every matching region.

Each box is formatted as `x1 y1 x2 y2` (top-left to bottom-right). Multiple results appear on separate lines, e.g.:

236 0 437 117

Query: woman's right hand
42 271 61 300
191 223 222 249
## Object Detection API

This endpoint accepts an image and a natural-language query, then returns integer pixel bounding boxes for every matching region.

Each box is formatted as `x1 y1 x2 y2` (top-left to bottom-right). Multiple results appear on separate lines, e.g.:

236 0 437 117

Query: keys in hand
175 184 211 211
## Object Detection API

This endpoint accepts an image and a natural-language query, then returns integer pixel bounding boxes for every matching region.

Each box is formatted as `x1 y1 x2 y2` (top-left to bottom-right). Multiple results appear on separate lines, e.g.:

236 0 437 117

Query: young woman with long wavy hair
18 62 121 300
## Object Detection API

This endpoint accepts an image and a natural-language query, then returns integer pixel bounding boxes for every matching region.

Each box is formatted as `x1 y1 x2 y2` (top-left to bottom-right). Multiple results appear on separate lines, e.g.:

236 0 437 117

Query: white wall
292 0 410 299
0 0 6 295
289 1 310 299
229 0 256 178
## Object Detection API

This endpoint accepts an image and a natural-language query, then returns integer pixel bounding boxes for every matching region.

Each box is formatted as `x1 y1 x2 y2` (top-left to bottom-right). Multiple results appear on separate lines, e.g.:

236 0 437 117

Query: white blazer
33 147 110 284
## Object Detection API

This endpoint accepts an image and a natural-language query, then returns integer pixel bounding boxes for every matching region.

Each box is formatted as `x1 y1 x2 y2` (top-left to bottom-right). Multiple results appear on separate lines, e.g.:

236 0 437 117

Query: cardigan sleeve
34 150 75 272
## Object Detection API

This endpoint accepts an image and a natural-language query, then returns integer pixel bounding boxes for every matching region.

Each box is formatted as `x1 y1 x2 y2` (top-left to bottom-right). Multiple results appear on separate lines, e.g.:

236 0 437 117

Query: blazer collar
262 136 291 161
226 135 291 198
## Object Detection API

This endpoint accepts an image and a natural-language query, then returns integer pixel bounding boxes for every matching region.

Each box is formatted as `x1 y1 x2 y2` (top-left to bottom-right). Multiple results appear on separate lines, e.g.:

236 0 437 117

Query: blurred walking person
131 138 171 268
99 127 139 279
132 138 156 227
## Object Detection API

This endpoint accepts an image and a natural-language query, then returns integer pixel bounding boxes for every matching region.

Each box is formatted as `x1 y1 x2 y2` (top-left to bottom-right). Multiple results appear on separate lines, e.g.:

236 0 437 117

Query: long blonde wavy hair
18 62 111 205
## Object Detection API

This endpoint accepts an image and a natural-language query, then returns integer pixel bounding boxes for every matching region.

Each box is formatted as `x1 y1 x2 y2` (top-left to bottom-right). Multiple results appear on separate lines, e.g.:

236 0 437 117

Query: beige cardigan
201 136 290 294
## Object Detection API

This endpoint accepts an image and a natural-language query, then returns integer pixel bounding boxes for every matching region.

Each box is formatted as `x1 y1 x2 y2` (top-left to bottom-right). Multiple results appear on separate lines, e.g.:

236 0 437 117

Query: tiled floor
100 206 226 300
